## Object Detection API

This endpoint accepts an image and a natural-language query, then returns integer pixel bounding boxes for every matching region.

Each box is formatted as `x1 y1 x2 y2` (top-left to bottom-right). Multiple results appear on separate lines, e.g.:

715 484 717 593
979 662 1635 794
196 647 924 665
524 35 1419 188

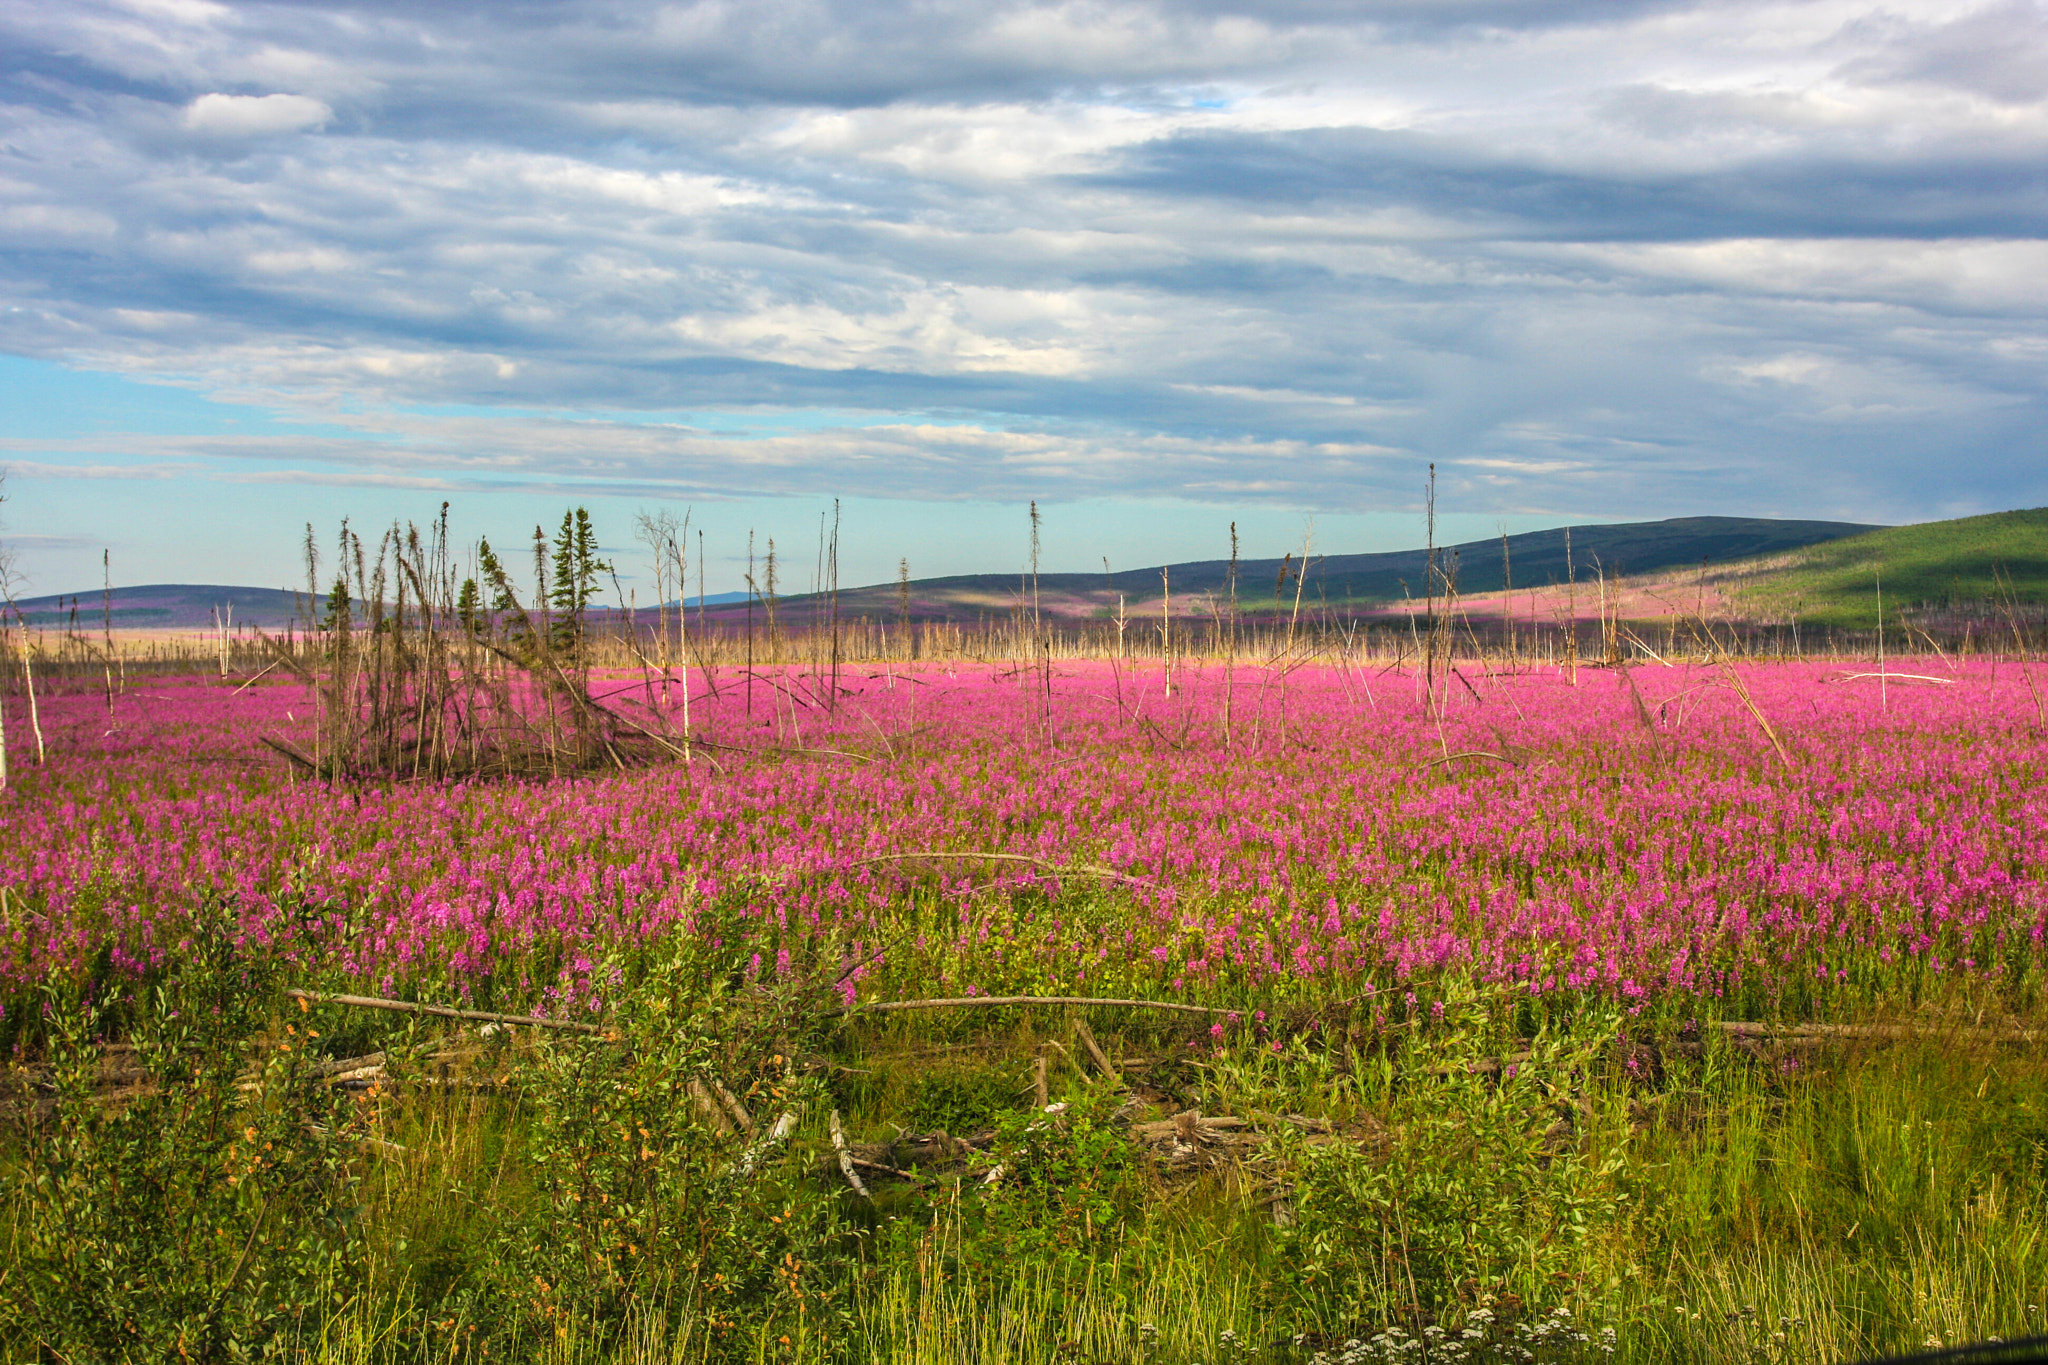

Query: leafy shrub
1278 1025 1626 1340
455 946 854 1356
966 1096 1151 1268
2 922 364 1362
899 1066 1021 1135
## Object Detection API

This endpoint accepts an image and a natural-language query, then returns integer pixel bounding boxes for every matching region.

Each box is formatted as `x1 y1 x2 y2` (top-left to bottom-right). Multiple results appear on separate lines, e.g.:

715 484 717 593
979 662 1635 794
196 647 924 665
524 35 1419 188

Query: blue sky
2 0 2045 595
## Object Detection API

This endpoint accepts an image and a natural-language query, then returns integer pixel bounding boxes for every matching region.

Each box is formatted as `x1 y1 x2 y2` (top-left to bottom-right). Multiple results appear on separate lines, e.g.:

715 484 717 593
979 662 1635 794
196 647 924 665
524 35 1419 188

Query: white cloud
182 92 332 136
0 0 2038 538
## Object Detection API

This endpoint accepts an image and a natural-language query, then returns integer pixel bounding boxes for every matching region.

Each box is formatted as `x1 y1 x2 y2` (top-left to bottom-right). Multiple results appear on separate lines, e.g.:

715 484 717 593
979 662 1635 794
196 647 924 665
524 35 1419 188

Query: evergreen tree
479 538 530 652
547 508 608 658
323 575 351 633
454 577 481 635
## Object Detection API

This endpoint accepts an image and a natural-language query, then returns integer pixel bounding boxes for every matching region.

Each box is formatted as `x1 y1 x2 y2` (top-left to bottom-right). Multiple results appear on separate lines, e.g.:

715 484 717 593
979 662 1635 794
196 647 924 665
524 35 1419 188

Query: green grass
8 961 2048 1363
1719 508 2048 628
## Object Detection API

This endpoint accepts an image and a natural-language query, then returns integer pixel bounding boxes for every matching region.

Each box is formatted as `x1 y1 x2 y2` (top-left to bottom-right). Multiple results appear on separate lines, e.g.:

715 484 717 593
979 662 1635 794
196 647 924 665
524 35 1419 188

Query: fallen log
1715 1021 2042 1045
1072 1016 1122 1086
829 1108 871 1199
731 1110 800 1179
836 995 1236 1019
285 989 605 1034
851 851 1158 890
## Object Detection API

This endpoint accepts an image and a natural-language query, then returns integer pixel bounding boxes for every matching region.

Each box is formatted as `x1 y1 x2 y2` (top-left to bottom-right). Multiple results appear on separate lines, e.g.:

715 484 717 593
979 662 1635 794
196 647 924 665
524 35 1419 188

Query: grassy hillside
1719 508 2048 628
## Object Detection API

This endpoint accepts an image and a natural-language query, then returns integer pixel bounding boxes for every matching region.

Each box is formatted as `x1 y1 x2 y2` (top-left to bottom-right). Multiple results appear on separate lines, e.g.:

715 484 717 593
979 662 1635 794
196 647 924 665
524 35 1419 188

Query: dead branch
851 851 1157 890
1840 672 1955 686
836 994 1235 1019
1423 750 1514 768
829 1108 871 1199
284 988 605 1034
229 658 287 696
712 1079 755 1137
261 736 318 771
731 1110 799 1179
688 1079 735 1136
1716 1020 2042 1045
1072 1016 1122 1086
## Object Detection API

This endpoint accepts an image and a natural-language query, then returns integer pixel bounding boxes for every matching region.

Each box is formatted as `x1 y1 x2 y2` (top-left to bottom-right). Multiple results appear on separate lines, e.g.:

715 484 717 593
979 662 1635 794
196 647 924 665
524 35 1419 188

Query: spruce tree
323 575 351 633
547 508 607 658
454 577 481 635
479 538 529 652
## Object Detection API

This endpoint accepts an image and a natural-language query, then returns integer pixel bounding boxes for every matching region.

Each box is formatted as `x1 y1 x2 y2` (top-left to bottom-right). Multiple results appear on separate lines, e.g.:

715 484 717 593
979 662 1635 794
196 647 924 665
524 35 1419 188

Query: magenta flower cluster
1 658 2042 1014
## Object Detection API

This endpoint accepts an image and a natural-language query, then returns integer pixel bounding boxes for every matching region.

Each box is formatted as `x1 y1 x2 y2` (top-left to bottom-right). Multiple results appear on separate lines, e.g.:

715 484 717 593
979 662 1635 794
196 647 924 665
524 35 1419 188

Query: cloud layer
3 0 2047 525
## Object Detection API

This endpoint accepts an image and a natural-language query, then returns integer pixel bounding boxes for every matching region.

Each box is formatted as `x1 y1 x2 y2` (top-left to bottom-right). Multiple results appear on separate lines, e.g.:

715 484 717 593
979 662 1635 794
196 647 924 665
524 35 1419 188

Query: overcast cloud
2 0 2046 571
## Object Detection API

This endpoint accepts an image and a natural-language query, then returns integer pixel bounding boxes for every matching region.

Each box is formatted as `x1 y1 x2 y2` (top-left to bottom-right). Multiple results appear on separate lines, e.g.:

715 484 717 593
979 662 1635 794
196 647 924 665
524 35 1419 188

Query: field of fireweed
2 655 2047 1363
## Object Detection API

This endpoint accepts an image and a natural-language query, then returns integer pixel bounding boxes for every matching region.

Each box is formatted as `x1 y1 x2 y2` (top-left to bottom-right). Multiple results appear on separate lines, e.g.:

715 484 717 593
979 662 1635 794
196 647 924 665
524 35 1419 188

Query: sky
2 0 2045 596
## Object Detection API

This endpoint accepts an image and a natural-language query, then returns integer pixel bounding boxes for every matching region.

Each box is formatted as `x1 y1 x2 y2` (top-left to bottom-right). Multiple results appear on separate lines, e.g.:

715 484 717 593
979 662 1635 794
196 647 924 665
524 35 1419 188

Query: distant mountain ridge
810 515 1883 622
7 582 755 631
14 516 1888 629
8 583 306 631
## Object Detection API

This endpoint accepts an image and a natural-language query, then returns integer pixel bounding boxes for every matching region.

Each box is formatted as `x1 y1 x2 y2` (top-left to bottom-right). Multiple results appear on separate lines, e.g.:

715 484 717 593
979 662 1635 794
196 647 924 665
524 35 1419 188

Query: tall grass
9 968 2046 1363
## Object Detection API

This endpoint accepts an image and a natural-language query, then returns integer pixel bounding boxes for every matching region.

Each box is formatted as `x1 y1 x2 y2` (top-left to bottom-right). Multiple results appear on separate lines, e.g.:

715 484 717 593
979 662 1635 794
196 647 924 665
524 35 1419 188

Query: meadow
2 646 2046 1363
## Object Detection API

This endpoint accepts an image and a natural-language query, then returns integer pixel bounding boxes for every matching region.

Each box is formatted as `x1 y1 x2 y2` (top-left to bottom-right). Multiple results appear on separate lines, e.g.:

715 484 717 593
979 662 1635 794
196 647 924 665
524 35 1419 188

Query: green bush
899 1066 1021 1136
2 926 364 1362
1278 1029 1626 1340
454 947 855 1357
966 1096 1151 1267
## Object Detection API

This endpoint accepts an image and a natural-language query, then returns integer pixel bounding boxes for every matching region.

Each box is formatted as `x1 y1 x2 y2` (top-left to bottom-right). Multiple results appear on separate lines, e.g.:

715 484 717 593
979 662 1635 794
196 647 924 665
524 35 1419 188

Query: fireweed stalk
0 660 2041 1019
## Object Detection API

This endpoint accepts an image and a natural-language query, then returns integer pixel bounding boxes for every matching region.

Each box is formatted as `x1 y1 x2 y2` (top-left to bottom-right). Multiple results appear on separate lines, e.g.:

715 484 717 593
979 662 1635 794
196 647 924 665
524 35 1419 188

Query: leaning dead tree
260 507 682 782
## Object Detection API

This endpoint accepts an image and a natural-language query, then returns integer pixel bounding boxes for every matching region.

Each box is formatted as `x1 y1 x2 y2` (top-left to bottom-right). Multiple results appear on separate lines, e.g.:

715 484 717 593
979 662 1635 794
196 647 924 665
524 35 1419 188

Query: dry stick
851 850 1156 890
829 1109 872 1199
1423 750 1514 768
1071 1015 1122 1086
229 657 286 696
1033 1053 1050 1109
712 1080 755 1138
836 995 1237 1019
1716 1021 2044 1045
1841 672 1954 686
284 988 605 1033
688 1080 736 1137
1719 663 1794 770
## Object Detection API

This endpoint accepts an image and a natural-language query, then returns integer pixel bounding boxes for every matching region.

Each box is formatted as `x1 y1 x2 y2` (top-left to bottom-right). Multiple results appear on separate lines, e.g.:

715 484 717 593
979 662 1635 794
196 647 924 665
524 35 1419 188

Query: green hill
1719 508 2048 628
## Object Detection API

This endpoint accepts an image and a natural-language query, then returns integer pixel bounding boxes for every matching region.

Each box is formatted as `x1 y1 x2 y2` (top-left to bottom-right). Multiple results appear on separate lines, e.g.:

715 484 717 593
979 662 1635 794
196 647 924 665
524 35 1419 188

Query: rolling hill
1710 508 2048 628
800 515 1882 623
6 583 307 631
20 510 2040 633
